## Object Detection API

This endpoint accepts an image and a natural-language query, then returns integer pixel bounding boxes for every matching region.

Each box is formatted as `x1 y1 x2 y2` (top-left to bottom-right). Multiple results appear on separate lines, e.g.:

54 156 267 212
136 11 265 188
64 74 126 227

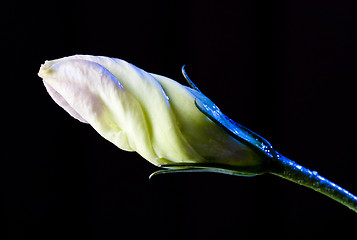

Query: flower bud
39 55 269 175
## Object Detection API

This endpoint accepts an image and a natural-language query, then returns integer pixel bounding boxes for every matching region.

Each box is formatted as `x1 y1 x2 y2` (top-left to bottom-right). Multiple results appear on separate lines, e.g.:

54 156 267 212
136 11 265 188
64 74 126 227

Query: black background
3 0 357 239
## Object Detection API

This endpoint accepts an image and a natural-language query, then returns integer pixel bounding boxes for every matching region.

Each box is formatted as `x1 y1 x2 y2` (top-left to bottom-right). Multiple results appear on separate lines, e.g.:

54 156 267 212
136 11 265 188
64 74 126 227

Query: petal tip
38 60 52 78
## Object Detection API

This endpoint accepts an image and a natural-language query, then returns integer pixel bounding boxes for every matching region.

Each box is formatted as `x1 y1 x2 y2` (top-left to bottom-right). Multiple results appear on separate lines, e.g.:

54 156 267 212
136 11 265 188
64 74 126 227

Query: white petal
40 58 156 160
43 80 88 123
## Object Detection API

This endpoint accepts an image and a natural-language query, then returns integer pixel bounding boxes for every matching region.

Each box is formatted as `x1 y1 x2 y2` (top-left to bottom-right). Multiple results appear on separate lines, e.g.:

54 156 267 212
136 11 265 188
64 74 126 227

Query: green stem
270 153 357 213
